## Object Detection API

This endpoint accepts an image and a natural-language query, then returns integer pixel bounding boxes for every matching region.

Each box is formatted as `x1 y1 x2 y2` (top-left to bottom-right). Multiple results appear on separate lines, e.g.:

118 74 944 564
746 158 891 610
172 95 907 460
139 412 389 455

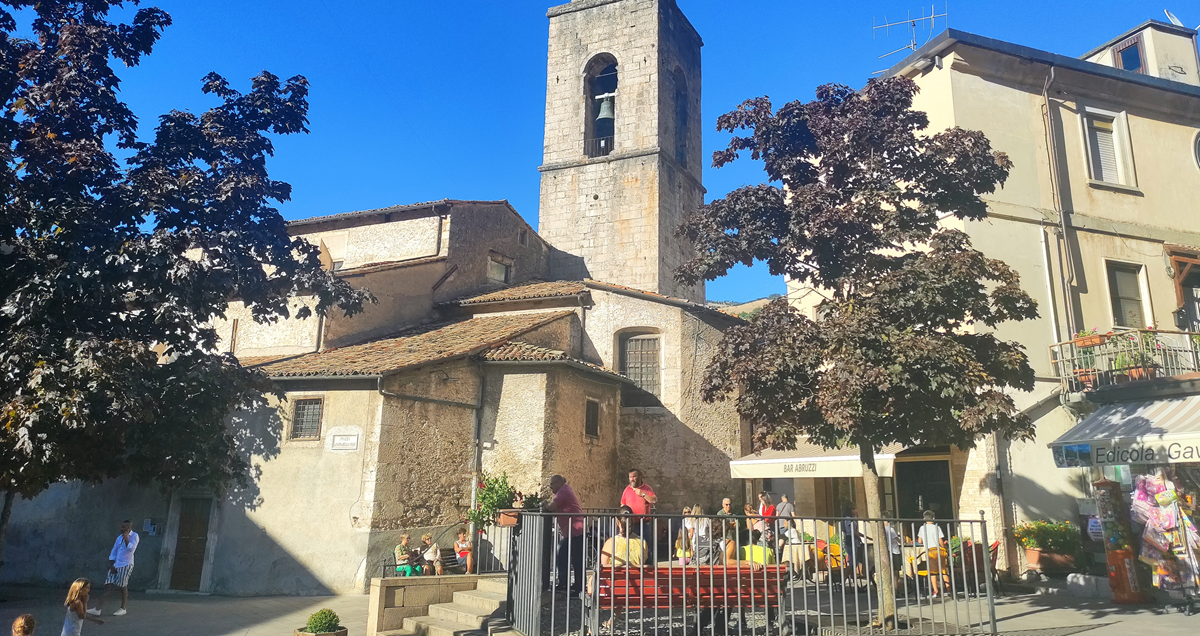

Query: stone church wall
544 368 623 509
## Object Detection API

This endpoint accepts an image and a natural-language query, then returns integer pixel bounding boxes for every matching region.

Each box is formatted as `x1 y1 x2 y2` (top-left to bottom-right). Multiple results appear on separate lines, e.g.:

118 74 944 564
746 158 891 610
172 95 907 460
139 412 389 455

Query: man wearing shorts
87 520 138 616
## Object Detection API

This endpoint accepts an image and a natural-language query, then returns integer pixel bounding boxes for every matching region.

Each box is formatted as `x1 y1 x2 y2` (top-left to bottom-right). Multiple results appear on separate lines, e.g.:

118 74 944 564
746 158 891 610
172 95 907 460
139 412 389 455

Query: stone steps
397 575 510 636
474 577 507 595
453 589 506 612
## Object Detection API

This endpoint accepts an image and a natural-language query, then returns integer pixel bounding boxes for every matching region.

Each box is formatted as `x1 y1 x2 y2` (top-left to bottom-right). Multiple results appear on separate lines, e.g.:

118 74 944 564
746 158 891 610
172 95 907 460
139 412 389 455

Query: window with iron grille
620 334 660 406
291 398 323 439
585 400 600 438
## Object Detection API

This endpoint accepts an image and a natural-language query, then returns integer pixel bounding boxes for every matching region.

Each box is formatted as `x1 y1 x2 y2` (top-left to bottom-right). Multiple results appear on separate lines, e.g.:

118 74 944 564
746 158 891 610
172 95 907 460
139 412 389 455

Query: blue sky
104 0 1189 303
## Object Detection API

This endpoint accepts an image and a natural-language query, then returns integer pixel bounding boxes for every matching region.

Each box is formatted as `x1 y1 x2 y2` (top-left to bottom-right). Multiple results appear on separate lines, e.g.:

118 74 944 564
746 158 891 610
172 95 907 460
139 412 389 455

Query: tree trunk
859 445 896 629
0 488 14 571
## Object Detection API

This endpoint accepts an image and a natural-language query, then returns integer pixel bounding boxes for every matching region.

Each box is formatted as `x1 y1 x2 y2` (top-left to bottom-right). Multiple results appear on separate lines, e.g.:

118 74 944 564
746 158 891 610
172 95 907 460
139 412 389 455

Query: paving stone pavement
0 586 368 636
3 585 1200 636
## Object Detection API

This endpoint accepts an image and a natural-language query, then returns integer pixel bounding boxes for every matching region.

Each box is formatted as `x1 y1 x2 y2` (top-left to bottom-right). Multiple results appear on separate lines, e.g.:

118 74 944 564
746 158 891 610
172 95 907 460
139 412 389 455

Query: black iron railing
586 136 615 158
507 510 999 636
1049 327 1200 393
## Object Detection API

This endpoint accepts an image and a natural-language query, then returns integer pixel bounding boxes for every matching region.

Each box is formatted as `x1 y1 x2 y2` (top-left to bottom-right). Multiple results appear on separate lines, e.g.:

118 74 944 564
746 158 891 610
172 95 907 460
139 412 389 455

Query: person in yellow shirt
740 530 776 567
601 507 647 567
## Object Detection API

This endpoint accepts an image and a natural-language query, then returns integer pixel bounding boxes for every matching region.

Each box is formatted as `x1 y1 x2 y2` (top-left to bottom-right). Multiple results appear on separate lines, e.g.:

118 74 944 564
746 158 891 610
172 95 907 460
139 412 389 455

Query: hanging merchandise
1129 469 1200 610
1094 479 1150 604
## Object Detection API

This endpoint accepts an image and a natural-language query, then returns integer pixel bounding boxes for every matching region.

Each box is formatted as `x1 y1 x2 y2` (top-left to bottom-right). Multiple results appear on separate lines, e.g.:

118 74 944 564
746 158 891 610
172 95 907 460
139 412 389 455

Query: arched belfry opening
584 55 618 157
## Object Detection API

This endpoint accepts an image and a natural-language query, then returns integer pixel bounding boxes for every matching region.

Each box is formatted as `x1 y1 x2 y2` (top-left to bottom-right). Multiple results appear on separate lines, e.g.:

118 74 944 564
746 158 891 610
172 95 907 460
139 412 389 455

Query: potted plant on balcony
1072 327 1108 348
468 472 520 528
1073 345 1099 388
296 608 347 636
1110 352 1133 384
1013 520 1082 573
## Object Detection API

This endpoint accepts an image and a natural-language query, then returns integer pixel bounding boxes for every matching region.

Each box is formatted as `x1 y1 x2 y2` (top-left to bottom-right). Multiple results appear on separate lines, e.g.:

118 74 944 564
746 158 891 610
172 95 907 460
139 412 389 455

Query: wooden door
170 497 213 591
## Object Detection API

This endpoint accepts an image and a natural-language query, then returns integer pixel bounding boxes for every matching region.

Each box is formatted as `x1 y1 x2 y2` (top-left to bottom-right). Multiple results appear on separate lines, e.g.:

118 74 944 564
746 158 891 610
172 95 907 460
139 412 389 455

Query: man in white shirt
88 520 139 617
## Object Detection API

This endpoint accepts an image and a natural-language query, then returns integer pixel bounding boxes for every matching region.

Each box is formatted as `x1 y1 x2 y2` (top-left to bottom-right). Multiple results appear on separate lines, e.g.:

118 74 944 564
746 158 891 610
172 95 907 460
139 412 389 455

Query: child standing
62 579 104 636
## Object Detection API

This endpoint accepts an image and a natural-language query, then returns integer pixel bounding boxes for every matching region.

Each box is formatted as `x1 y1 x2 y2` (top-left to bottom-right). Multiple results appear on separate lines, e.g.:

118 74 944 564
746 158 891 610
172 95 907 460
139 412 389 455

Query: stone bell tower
537 0 705 302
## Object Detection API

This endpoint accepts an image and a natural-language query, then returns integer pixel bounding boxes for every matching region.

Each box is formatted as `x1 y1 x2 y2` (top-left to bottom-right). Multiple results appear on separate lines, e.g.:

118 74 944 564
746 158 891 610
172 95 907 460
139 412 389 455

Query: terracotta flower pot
1128 366 1157 381
1073 334 1107 348
295 629 347 636
1024 548 1075 572
1073 369 1098 388
497 509 521 527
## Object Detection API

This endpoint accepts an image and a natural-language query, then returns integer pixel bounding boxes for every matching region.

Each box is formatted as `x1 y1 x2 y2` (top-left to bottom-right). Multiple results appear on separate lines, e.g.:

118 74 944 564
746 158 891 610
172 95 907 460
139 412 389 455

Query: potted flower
1013 520 1082 572
467 472 519 528
1110 352 1133 384
1072 328 1108 348
1074 344 1099 388
297 608 346 636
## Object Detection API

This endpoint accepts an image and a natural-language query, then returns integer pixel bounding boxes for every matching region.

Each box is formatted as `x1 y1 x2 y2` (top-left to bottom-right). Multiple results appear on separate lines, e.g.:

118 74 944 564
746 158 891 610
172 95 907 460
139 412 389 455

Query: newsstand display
1094 479 1151 604
1127 467 1200 613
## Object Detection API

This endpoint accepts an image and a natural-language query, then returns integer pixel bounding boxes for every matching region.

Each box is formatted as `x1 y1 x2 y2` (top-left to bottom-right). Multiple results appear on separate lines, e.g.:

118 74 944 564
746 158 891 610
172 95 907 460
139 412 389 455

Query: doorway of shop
895 460 953 524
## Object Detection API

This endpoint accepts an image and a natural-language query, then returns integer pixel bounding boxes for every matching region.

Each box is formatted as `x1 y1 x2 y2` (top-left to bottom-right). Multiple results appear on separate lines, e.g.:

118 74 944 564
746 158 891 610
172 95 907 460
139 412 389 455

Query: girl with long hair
62 578 104 636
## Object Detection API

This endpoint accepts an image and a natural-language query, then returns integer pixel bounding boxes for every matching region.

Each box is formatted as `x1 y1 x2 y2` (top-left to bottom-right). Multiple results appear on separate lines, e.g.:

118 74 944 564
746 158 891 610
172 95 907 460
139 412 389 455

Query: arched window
585 55 618 158
618 328 660 406
671 68 689 168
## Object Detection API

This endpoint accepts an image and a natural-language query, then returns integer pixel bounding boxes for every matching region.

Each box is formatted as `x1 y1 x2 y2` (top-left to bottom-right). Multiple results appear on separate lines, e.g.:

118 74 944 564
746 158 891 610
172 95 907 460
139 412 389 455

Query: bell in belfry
595 96 615 121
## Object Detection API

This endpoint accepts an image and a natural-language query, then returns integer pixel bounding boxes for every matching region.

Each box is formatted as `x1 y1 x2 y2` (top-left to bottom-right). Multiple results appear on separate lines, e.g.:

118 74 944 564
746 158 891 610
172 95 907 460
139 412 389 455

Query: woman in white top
421 533 443 576
690 504 717 564
62 578 104 636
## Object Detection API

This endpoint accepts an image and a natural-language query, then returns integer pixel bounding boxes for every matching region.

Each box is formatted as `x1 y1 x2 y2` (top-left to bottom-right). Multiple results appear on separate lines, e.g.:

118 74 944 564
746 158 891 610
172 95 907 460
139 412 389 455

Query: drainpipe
1041 65 1077 338
1041 223 1062 344
375 370 486 537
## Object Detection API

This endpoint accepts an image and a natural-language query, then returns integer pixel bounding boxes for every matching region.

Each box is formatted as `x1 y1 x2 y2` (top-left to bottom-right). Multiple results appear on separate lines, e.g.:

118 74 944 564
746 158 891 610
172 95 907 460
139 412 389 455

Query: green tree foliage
304 608 342 634
0 0 369 561
677 77 1038 624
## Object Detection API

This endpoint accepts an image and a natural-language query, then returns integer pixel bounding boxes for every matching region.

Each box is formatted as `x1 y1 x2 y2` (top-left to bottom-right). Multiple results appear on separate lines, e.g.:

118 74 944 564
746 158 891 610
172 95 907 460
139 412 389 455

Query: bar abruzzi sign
1053 439 1200 467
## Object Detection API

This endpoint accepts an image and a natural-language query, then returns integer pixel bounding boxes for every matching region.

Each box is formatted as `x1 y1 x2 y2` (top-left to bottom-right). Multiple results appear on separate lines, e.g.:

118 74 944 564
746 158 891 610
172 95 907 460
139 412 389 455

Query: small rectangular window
1086 116 1119 184
1114 35 1145 74
291 398 323 439
1107 263 1146 328
331 260 344 272
229 318 239 354
486 257 511 284
585 400 600 438
518 229 529 246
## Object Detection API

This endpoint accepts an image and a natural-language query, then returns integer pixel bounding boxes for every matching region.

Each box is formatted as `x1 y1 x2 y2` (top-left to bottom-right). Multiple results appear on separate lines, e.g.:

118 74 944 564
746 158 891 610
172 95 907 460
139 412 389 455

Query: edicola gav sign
1053 440 1200 467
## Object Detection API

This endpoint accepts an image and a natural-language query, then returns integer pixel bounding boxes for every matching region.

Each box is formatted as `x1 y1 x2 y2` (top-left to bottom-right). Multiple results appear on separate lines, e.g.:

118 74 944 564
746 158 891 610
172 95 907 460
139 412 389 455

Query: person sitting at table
916 511 948 598
691 504 720 565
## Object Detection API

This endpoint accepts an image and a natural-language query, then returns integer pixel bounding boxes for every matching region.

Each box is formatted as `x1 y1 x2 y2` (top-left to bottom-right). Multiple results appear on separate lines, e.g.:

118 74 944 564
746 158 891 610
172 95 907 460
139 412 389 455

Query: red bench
593 565 795 631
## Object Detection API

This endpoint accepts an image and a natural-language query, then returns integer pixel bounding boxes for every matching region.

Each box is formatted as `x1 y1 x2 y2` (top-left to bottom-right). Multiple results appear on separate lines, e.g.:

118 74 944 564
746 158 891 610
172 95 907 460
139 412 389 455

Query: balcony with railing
1049 327 1200 393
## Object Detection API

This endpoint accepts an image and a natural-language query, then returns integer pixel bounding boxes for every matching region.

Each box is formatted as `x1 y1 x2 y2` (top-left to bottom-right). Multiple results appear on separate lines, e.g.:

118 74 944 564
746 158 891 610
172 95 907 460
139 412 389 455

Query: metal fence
1049 327 1200 392
507 511 998 636
585 135 615 158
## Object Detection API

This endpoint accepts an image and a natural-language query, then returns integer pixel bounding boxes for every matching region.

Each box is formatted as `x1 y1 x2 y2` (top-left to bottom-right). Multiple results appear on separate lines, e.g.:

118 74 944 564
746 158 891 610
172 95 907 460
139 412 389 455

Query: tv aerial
1164 9 1199 30
872 3 949 68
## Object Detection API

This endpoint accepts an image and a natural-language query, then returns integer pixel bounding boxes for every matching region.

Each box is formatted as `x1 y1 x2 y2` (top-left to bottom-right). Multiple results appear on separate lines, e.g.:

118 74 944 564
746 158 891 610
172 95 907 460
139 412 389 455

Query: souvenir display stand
1127 468 1200 614
1094 479 1151 604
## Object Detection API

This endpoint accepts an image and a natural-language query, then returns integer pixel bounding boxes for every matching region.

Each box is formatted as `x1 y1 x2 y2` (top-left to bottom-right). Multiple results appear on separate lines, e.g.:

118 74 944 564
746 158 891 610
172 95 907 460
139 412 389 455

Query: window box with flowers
1013 520 1082 572
1072 328 1109 348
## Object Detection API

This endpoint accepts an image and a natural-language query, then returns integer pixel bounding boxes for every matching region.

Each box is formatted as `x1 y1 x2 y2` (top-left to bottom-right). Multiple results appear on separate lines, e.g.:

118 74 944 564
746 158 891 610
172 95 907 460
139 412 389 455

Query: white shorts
105 564 134 588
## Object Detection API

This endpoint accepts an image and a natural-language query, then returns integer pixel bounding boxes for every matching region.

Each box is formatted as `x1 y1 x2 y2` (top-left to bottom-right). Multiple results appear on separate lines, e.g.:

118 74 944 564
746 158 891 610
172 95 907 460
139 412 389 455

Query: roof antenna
872 3 950 74
1163 9 1196 29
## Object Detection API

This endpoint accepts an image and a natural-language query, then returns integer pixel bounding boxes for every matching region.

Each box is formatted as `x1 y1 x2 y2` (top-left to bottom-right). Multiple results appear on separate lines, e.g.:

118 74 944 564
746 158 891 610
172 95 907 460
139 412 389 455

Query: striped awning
730 441 906 479
1049 394 1200 467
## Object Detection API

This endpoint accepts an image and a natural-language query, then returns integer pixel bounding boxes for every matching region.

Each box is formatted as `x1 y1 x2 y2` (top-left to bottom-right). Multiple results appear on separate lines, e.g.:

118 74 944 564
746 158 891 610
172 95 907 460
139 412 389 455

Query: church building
0 0 748 596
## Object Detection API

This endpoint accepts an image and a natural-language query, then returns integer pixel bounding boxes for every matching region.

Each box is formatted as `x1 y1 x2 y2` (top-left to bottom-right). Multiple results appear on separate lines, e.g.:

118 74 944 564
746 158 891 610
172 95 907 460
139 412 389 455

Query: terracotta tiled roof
238 354 299 368
287 199 456 228
336 255 447 277
258 311 575 378
442 280 589 306
583 280 745 322
478 341 629 381
479 341 569 361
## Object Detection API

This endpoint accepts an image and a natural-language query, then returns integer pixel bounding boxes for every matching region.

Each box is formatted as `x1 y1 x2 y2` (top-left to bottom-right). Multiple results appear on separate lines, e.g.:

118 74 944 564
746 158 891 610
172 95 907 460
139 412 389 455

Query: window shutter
1088 117 1119 184
1107 264 1145 328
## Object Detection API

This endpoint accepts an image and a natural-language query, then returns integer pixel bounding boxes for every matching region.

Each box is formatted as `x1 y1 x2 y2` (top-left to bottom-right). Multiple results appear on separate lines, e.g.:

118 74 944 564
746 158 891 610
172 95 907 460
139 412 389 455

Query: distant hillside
708 294 781 318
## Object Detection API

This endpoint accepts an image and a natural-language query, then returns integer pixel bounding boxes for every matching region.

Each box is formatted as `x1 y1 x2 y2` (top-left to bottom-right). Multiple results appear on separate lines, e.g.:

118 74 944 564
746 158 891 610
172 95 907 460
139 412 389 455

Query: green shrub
1012 520 1082 555
305 608 341 634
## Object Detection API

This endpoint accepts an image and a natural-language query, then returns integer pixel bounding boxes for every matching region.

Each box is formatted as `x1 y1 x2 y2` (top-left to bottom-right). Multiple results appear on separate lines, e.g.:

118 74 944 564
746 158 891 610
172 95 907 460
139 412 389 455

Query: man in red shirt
620 469 658 558
620 468 658 513
546 474 585 595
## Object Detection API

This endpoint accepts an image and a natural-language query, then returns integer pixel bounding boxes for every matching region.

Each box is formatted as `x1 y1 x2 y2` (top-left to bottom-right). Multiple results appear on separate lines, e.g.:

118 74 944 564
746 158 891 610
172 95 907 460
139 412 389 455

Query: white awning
730 442 906 479
1049 394 1200 467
